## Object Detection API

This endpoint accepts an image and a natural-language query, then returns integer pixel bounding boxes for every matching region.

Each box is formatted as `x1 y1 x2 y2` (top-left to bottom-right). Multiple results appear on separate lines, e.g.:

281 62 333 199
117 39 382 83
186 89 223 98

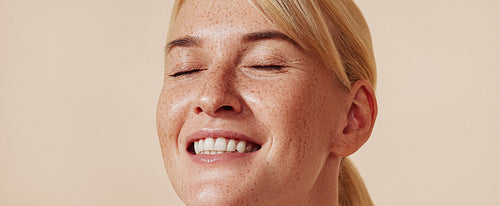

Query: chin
169 164 278 206
177 182 260 206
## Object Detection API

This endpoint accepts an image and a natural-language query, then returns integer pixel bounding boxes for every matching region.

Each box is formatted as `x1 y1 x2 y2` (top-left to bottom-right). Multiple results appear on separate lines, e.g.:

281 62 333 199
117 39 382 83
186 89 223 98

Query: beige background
1 0 499 205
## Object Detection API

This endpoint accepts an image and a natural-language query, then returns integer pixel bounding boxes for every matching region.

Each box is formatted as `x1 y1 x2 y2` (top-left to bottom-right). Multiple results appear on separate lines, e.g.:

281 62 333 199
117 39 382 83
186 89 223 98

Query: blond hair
167 0 376 205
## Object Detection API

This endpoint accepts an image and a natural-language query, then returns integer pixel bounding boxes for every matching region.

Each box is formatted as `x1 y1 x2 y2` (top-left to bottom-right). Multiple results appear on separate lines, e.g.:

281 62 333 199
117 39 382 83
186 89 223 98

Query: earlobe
332 80 377 157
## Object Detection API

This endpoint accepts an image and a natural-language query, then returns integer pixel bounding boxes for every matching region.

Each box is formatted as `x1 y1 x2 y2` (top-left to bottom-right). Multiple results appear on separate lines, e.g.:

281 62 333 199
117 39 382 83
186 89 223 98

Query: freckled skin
156 0 352 205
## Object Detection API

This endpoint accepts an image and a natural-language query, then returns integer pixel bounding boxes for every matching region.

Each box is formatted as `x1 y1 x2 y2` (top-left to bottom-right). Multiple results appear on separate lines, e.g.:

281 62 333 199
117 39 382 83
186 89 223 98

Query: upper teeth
193 137 259 154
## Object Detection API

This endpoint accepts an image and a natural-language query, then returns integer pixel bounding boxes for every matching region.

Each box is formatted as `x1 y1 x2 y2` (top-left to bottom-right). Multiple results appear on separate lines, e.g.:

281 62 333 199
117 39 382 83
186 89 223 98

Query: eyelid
168 64 206 77
242 48 289 67
169 69 203 77
250 65 284 70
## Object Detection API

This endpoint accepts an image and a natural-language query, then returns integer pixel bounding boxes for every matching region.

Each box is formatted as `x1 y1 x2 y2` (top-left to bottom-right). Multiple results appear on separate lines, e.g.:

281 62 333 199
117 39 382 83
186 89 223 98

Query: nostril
221 105 233 111
195 107 203 114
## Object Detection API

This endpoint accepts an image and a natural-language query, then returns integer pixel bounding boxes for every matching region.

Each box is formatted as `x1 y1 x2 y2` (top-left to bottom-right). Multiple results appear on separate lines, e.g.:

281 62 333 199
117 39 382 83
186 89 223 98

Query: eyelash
169 68 204 77
169 64 284 77
250 65 284 71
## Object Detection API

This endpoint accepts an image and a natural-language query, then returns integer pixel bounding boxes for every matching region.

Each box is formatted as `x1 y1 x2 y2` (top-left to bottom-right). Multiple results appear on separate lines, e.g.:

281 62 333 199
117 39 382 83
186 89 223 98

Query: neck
306 153 341 206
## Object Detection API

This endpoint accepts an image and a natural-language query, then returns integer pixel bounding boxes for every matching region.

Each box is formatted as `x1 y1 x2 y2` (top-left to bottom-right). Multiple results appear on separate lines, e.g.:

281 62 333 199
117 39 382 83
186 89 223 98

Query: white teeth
194 141 200 154
236 140 246 153
197 139 204 154
214 137 227 151
227 139 236 152
204 138 214 151
192 137 259 155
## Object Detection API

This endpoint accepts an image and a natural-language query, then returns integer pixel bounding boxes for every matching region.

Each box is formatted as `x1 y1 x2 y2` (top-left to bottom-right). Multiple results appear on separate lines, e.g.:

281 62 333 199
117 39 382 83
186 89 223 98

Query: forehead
171 0 278 40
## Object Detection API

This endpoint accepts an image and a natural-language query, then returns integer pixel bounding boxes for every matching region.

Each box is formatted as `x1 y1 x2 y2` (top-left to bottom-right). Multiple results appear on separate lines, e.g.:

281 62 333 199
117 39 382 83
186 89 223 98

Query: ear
332 80 377 157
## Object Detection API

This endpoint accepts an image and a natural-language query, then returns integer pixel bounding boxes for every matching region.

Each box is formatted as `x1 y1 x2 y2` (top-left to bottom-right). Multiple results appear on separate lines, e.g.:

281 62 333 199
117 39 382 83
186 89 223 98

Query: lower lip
190 152 256 164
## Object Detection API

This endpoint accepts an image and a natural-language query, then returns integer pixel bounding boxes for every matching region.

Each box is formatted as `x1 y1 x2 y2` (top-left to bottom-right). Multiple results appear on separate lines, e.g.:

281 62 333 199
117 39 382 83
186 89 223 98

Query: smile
191 137 261 154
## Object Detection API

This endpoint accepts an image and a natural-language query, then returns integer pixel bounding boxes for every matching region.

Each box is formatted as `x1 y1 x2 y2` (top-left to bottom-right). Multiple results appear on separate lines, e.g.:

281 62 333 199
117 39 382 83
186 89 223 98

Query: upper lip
185 128 263 149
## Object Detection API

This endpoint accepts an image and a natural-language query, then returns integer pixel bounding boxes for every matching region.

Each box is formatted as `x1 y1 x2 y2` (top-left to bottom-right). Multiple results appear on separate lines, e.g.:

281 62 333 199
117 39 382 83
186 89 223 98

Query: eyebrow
164 36 201 54
242 31 299 47
164 30 300 54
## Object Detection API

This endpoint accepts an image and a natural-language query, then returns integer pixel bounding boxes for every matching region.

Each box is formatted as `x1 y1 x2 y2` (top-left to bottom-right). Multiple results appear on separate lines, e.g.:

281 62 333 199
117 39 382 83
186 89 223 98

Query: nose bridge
195 62 241 115
202 67 232 98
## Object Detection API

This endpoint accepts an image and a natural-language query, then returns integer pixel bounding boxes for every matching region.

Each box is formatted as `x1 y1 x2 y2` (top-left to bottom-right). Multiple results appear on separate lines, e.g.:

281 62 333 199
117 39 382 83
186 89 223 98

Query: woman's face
157 0 350 204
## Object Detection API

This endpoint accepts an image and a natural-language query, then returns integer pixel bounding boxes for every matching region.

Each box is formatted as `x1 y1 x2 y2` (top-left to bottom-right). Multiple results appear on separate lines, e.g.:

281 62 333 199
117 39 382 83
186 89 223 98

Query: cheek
240 78 340 194
157 85 193 124
245 75 339 157
252 78 337 139
156 86 194 154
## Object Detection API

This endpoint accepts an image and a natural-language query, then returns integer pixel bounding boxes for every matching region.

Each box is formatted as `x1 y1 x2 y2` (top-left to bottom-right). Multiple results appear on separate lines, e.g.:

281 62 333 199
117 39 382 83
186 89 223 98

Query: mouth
188 137 262 155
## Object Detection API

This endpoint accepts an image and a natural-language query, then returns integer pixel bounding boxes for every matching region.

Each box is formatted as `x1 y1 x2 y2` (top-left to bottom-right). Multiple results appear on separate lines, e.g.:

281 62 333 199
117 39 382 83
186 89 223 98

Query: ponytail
338 158 373 206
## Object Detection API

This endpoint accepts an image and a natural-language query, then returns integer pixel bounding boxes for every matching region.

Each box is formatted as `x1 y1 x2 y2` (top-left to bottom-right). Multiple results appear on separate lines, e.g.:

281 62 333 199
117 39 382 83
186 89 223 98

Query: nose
194 70 242 116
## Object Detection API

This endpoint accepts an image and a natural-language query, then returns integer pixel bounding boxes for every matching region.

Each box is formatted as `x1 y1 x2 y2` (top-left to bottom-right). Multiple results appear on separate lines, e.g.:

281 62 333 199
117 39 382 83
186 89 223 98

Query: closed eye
169 69 204 77
251 65 284 71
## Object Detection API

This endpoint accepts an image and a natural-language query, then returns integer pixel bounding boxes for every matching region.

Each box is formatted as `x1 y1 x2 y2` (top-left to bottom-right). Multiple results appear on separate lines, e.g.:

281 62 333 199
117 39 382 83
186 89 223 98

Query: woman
156 0 377 205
